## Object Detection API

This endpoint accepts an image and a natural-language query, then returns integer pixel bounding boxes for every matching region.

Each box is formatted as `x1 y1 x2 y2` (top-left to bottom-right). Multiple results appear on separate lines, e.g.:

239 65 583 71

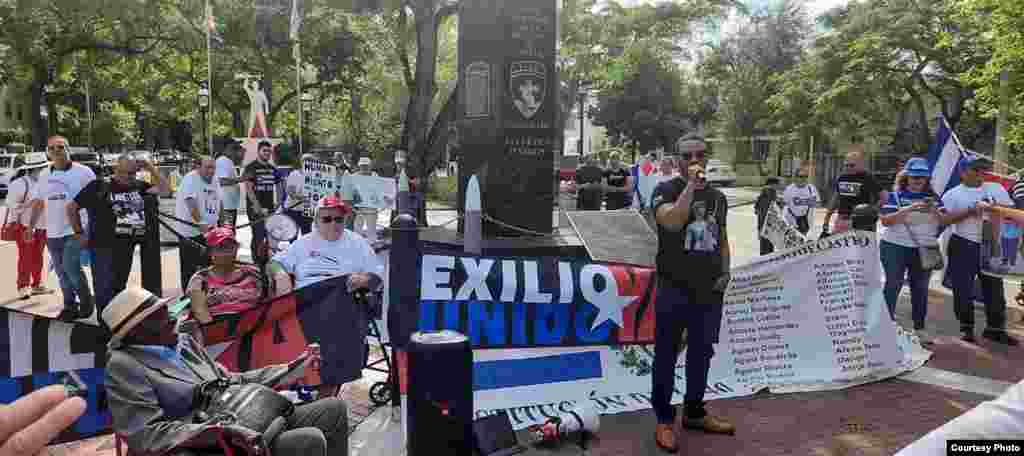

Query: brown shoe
654 423 678 452
682 414 736 435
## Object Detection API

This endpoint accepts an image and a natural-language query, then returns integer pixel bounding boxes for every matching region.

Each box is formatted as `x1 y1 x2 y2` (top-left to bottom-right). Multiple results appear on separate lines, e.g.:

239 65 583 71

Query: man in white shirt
269 195 383 398
939 156 1018 345
282 154 313 234
174 157 222 292
26 136 96 321
782 172 819 235
215 144 242 227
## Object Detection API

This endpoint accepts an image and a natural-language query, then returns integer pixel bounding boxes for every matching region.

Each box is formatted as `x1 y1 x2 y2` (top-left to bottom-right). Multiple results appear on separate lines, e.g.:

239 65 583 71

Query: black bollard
141 194 163 296
406 330 473 456
388 213 419 407
851 203 879 232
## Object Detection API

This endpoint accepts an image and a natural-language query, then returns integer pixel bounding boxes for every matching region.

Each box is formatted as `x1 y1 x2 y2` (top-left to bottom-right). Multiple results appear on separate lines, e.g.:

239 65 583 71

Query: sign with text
341 174 397 209
301 157 337 217
760 203 807 250
459 231 930 428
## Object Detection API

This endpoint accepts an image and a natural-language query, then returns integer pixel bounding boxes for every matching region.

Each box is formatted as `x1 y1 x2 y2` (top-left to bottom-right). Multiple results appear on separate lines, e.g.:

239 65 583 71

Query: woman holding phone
878 158 942 343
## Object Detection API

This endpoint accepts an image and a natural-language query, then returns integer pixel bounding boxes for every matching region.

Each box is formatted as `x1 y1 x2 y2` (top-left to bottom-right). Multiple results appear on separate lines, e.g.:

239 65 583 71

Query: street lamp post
577 81 592 157
198 82 210 156
300 92 314 155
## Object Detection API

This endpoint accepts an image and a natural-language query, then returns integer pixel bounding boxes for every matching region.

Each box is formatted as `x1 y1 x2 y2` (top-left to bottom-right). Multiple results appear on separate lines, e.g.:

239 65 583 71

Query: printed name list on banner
462 231 931 429
302 157 338 217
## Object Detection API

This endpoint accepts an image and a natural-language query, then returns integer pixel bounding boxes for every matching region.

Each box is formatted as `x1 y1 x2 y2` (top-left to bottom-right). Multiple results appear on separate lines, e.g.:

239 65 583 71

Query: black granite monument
457 0 558 237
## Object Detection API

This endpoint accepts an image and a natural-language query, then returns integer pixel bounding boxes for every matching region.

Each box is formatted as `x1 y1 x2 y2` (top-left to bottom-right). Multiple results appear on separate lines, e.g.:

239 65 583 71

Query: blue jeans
1002 237 1019 266
651 278 724 424
880 240 931 327
46 236 93 312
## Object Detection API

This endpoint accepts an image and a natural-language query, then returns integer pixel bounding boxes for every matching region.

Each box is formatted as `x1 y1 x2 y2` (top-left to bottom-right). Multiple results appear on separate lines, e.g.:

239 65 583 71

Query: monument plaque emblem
464 61 491 118
509 61 546 120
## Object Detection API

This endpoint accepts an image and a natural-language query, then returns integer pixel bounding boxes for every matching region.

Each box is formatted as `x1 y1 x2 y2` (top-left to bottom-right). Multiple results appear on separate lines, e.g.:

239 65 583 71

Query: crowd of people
2 135 402 455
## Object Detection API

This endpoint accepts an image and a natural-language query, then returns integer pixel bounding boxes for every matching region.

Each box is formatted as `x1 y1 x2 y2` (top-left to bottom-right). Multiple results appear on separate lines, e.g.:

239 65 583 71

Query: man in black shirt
650 137 735 452
604 159 631 210
242 141 278 266
575 156 605 210
823 147 886 235
68 154 169 318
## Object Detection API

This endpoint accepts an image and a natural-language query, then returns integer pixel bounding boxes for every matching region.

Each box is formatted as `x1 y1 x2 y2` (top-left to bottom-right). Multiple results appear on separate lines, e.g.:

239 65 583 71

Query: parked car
0 154 27 197
705 159 736 187
68 147 105 177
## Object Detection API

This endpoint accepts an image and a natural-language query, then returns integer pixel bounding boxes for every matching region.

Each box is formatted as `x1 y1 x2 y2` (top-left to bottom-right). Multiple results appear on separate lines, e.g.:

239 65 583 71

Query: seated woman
186 226 268 324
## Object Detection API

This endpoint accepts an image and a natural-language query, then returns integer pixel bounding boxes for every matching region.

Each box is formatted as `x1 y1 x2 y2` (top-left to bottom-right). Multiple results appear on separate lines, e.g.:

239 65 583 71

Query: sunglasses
680 151 707 161
319 216 346 224
209 242 238 253
48 144 67 151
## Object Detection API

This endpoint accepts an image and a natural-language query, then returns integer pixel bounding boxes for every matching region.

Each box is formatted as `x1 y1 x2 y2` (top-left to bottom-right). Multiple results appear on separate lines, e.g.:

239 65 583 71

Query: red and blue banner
417 251 657 348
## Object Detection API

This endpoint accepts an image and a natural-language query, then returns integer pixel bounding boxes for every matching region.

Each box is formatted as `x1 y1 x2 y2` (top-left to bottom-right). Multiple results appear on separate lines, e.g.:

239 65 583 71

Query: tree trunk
403 2 441 179
30 78 47 150
232 111 244 138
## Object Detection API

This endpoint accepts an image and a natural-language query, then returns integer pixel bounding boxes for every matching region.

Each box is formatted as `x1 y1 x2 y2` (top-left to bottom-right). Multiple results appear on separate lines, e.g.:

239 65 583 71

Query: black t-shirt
832 172 881 216
243 160 277 210
604 168 630 210
575 165 605 210
74 178 153 247
652 177 729 285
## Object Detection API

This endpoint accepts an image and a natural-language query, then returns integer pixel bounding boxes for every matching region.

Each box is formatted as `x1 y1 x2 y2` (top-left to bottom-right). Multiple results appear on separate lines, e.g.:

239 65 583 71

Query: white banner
302 157 338 217
760 203 806 250
471 231 931 429
342 174 397 209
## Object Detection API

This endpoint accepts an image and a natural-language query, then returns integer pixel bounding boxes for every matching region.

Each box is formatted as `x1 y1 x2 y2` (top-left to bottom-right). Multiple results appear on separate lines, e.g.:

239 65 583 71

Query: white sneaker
17 288 29 300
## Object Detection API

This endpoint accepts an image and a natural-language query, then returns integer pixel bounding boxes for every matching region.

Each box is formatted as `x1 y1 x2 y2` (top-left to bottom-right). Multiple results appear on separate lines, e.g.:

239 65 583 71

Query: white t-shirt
283 170 306 212
941 182 1013 243
215 156 240 210
30 163 96 238
272 229 384 289
5 175 44 229
174 171 222 238
782 183 819 217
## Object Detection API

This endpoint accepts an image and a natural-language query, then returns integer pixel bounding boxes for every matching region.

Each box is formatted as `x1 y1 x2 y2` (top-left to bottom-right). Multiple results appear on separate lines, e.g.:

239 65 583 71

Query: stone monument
457 0 558 237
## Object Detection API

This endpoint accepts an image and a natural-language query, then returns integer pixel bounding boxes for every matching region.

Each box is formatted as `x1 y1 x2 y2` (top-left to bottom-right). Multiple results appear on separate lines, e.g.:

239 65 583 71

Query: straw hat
102 287 172 348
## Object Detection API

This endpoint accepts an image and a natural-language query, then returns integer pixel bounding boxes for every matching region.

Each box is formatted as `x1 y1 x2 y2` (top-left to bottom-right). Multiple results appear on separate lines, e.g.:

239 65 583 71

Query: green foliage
426 174 456 207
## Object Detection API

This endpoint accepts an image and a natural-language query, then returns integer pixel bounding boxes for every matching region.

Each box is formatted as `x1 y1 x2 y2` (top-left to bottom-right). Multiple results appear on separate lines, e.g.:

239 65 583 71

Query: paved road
34 186 1024 455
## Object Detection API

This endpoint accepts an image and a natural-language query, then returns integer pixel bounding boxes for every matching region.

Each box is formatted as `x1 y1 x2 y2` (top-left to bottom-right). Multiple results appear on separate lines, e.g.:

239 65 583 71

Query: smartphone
59 371 88 399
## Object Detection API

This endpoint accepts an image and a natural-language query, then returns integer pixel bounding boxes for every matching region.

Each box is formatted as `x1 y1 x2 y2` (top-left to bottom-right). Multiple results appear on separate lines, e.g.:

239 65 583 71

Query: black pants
760 237 774 255
652 278 724 424
178 235 208 292
285 209 312 235
948 234 1007 332
92 237 141 316
251 220 268 266
794 215 810 234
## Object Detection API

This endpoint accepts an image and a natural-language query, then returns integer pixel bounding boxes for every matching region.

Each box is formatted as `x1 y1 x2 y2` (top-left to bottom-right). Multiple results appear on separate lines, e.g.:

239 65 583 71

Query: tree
701 0 810 162
0 0 176 148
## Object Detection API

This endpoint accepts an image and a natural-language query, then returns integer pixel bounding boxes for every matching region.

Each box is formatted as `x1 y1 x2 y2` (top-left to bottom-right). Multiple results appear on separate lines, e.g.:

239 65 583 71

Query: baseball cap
204 226 237 247
903 157 931 177
960 155 992 172
317 194 352 215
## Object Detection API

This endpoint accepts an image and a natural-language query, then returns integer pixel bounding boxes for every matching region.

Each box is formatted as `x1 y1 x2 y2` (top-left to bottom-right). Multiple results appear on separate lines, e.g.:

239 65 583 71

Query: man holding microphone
650 136 735 452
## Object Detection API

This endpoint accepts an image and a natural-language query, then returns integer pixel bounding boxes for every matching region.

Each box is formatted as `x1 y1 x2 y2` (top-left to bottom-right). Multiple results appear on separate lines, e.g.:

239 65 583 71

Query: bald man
823 147 887 234
174 156 222 291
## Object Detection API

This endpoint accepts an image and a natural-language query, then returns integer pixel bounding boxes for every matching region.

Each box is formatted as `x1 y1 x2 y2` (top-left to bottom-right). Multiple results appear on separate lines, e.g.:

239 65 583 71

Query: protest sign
760 203 807 250
341 174 397 209
411 231 929 429
302 157 338 217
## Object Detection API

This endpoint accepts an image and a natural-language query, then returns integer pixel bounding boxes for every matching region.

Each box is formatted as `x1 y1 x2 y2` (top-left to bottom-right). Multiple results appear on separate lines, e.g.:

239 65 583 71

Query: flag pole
297 41 302 158
942 116 1019 175
206 0 214 157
